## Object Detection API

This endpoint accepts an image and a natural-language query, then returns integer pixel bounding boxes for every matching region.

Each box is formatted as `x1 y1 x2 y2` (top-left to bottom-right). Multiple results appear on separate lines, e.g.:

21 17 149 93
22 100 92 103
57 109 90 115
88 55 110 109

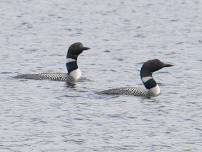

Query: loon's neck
141 75 160 96
66 58 81 81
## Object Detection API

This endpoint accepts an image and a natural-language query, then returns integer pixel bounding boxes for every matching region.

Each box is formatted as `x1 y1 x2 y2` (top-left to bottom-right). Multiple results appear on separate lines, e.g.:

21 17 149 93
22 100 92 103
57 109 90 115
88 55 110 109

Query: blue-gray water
1 0 202 151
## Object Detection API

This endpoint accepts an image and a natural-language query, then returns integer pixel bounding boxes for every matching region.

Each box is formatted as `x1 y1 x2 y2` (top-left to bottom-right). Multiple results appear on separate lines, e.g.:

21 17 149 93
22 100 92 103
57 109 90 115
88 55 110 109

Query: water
1 0 202 151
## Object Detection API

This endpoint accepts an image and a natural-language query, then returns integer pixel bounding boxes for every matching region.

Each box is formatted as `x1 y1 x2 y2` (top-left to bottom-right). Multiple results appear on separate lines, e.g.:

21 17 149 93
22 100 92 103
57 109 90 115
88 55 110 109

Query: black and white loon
15 42 90 82
99 59 173 97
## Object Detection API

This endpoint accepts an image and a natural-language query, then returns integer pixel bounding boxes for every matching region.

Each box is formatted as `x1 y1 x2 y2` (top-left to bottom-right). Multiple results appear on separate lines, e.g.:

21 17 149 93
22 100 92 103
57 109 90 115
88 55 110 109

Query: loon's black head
141 59 173 77
67 42 90 59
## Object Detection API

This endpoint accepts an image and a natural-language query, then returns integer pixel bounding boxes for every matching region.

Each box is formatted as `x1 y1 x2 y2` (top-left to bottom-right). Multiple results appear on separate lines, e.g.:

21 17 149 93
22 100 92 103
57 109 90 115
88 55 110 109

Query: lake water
1 0 202 151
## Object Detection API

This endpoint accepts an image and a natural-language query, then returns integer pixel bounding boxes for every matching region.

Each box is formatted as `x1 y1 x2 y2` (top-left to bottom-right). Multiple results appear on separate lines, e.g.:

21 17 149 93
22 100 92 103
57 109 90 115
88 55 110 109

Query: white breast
69 69 81 81
149 84 160 96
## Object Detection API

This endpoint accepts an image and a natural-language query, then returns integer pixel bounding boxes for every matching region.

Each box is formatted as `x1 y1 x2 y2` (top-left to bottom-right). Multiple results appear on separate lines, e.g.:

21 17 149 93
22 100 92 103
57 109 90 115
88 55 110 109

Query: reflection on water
1 0 202 151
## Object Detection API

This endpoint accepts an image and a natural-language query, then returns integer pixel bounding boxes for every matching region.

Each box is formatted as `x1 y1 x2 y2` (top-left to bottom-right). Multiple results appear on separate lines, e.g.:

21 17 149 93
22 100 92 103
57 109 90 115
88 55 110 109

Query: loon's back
99 87 149 97
14 73 74 81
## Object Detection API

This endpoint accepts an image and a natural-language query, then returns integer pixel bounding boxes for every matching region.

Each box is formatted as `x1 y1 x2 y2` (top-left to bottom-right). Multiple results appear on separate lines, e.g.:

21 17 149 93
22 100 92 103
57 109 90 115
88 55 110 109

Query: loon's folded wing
14 73 74 82
99 87 149 97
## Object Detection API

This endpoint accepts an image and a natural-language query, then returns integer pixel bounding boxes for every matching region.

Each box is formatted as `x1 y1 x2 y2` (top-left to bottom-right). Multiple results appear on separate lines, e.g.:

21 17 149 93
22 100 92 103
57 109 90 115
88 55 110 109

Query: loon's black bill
163 63 174 67
82 47 90 50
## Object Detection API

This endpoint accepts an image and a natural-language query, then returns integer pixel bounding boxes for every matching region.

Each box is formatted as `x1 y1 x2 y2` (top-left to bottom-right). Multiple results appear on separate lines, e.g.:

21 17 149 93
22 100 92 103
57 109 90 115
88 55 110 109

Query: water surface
1 0 202 151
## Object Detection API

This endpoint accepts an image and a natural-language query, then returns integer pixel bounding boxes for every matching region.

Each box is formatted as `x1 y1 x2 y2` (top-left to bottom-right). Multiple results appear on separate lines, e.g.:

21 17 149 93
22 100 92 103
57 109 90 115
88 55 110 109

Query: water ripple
1 0 202 151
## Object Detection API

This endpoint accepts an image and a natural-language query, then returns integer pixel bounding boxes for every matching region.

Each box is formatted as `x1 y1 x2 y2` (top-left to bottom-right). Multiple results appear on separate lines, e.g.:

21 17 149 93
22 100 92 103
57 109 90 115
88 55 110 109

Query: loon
99 59 173 97
15 42 90 82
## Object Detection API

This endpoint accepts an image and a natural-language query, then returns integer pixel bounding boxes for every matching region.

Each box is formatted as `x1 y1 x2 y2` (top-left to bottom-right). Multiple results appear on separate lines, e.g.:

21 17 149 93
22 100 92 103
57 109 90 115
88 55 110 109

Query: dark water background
0 0 202 151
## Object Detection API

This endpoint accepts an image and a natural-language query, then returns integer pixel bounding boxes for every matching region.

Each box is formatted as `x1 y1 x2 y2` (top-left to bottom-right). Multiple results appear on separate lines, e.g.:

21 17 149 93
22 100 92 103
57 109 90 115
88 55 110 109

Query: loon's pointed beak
82 47 90 51
163 63 174 67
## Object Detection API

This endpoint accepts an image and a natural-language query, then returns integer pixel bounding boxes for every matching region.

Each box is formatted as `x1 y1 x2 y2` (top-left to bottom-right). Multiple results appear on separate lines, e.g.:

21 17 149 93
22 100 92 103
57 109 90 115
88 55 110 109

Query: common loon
99 59 173 97
15 42 90 82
